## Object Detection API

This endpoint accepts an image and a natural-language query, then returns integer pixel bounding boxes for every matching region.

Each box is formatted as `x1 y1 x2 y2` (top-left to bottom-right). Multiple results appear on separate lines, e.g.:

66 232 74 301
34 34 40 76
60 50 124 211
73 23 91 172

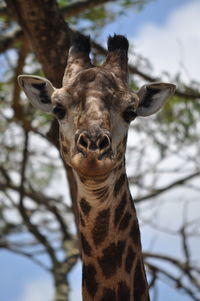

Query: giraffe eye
52 104 66 119
123 109 137 123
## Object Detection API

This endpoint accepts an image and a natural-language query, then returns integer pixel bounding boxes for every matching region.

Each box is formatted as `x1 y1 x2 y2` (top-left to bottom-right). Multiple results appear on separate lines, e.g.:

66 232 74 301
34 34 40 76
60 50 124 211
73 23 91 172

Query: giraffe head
18 34 175 179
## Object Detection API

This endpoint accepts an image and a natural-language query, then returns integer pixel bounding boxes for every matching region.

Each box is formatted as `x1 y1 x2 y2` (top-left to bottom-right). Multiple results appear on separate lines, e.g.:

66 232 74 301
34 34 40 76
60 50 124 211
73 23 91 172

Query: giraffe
18 33 176 301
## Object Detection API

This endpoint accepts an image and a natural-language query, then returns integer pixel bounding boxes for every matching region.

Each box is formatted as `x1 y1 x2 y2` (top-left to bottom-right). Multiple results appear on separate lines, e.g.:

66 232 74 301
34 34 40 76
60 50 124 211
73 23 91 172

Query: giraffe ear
136 82 176 117
18 75 55 112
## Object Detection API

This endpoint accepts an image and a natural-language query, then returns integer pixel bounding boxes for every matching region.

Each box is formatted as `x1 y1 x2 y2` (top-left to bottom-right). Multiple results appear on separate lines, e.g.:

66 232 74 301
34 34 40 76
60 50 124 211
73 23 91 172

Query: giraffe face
18 34 176 179
52 68 139 177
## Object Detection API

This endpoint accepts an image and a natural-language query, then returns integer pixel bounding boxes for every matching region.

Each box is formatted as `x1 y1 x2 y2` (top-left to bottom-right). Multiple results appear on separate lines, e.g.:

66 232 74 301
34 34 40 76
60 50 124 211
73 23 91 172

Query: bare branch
0 180 62 206
0 166 73 248
18 130 58 266
0 242 50 271
181 204 190 263
144 252 200 275
146 261 200 301
131 171 200 203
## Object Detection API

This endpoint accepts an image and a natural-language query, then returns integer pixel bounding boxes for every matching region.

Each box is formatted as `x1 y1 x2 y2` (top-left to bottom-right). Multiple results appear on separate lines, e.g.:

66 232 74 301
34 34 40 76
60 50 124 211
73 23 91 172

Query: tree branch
146 261 199 301
18 130 58 266
0 167 73 248
131 171 200 203
92 40 200 100
62 0 115 18
1 0 116 19
0 242 50 271
144 252 200 275
12 38 29 121
0 27 23 53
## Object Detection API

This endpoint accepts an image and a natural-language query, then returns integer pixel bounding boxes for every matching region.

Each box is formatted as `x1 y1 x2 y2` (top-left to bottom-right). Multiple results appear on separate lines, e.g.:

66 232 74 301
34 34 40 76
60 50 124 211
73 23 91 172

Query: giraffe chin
71 151 115 177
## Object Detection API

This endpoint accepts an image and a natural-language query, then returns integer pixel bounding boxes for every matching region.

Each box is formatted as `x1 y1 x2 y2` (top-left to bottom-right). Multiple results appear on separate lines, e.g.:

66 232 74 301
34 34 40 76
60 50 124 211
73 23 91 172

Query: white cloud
16 277 54 301
132 0 200 82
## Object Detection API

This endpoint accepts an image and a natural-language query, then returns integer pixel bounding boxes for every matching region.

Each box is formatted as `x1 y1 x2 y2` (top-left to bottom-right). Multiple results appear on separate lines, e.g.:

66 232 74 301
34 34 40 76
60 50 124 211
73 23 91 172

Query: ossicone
63 32 92 85
70 32 91 55
103 34 129 84
107 34 129 53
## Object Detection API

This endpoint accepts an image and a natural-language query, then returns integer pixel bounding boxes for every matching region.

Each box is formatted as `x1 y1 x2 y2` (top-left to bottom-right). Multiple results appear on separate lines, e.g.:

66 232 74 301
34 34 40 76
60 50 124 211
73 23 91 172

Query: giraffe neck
75 164 150 301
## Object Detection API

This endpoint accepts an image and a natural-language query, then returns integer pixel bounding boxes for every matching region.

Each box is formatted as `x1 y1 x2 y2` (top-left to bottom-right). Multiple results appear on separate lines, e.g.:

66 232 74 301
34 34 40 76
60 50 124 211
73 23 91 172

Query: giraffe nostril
78 134 88 149
98 135 110 150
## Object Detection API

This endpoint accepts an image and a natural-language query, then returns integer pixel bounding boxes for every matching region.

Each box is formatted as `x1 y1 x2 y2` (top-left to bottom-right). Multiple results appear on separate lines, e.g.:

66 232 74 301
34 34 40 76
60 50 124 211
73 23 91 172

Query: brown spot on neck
101 288 116 301
80 232 92 256
80 198 91 216
92 208 110 246
133 259 149 301
114 173 126 196
83 263 98 297
117 281 130 301
118 211 132 231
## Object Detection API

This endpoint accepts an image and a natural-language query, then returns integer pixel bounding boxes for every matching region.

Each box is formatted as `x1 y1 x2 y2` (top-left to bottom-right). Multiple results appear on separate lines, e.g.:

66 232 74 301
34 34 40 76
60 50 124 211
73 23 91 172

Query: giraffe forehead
62 68 127 106
53 68 137 113
84 93 111 112
77 67 118 88
66 68 117 93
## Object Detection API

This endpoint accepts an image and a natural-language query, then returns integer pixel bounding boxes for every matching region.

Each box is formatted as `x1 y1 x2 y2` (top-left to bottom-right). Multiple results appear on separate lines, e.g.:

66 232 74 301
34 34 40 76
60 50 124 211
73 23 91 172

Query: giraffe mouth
71 149 116 177
76 148 113 161
98 149 113 160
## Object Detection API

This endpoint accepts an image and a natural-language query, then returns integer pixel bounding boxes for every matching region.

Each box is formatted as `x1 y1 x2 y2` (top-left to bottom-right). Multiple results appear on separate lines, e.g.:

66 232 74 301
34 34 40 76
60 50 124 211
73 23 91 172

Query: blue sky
103 0 190 37
1 0 200 300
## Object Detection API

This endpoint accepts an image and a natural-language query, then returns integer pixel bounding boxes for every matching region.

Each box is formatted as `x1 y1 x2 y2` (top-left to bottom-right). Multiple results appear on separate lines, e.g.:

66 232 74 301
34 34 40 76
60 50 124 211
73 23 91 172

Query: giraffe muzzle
76 131 112 159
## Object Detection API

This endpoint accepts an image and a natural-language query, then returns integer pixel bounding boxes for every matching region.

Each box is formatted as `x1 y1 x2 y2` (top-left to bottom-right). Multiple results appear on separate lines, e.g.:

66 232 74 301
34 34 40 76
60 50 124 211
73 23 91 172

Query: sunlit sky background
1 0 200 300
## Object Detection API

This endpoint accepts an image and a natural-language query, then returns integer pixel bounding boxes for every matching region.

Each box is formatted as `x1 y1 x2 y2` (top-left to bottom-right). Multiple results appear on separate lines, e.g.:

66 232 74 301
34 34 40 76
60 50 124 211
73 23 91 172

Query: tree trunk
5 0 79 231
5 0 80 299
